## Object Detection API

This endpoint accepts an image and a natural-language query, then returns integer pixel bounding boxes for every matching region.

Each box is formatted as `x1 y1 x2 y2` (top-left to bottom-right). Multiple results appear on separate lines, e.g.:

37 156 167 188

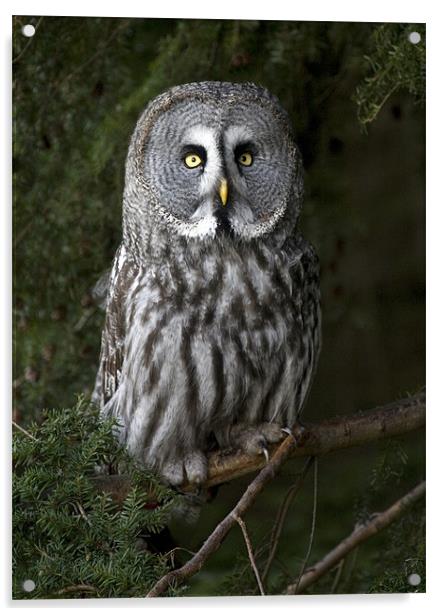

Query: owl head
123 82 303 257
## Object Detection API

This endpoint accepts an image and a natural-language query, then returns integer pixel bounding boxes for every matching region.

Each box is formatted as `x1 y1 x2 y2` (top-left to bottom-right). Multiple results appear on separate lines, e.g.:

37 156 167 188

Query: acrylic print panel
12 15 425 599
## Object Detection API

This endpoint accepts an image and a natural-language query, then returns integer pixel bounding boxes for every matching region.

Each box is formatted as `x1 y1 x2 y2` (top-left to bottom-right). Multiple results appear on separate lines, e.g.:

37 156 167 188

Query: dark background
12 17 425 594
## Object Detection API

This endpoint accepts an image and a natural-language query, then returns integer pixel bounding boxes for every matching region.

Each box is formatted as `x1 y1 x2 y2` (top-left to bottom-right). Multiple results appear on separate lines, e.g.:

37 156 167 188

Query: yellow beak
218 178 228 207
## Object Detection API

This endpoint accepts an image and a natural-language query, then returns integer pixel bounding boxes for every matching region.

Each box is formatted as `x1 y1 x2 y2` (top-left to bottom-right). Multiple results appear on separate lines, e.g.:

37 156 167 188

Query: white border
2 0 431 22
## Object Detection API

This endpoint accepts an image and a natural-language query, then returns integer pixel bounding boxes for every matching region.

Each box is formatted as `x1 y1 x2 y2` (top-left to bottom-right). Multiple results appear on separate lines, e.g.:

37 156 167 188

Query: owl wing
91 267 112 310
286 234 322 415
92 243 138 408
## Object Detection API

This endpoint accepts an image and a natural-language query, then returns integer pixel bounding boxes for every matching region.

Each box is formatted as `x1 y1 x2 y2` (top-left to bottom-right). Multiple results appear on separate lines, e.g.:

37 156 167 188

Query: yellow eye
238 151 253 167
184 153 203 168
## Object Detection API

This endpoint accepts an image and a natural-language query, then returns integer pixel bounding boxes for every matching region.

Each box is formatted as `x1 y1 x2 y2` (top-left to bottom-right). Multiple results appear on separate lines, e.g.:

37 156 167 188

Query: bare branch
202 393 425 488
146 426 305 597
286 480 426 594
92 393 425 505
233 513 265 596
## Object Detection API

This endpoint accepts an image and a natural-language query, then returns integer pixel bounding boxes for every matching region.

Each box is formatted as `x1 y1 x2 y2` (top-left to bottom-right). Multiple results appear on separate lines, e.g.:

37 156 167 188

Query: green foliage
353 439 410 524
12 397 179 599
218 552 258 596
354 24 425 126
368 510 425 593
356 439 425 594
338 439 425 594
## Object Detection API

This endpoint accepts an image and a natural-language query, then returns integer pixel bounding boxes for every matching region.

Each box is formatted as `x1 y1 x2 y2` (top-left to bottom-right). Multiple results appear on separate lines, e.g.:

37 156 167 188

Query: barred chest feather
103 241 315 470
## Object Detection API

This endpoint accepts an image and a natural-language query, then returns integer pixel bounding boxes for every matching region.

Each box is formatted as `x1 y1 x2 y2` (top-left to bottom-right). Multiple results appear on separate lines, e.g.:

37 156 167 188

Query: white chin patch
178 199 217 239
179 215 218 239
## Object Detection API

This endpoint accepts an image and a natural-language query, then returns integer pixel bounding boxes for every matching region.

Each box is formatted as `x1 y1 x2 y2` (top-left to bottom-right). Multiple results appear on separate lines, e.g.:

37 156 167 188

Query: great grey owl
93 81 321 486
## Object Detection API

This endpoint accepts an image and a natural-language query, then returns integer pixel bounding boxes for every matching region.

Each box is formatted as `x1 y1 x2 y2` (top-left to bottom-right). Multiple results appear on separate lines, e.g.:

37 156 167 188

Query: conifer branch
286 480 426 594
92 393 425 505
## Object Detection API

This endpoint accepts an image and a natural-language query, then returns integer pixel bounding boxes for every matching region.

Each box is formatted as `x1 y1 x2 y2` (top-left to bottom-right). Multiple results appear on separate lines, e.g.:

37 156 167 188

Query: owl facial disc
126 81 303 248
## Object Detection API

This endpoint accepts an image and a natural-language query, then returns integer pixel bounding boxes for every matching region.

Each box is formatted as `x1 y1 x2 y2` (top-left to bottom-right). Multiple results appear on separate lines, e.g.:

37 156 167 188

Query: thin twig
75 501 91 526
293 457 319 592
342 546 359 592
286 480 426 594
147 428 303 597
12 420 38 441
73 306 96 332
262 457 314 583
329 559 345 593
233 513 265 596
164 547 197 569
13 219 35 248
92 393 425 505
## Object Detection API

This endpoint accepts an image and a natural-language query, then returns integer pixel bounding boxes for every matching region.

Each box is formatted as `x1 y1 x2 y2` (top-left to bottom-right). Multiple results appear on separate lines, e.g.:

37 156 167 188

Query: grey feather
93 81 321 486
91 268 112 310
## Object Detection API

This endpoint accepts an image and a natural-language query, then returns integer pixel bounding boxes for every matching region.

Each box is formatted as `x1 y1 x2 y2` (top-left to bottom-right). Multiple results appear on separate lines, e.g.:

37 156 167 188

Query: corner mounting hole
408 31 421 45
21 24 35 37
22 579 36 592
408 573 421 586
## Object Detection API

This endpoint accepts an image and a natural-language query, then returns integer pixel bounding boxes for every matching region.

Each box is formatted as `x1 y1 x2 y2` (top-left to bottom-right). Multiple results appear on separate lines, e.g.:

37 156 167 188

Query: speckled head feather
123 81 304 263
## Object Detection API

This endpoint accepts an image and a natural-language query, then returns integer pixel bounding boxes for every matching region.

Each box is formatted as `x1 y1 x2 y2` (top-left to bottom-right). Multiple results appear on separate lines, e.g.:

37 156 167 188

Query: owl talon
262 447 269 463
184 451 207 485
281 420 306 444
281 427 298 445
160 450 207 487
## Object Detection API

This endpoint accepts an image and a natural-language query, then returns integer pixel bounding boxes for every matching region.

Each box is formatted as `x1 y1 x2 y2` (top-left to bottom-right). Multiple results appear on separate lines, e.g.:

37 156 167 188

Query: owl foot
161 450 207 487
228 422 285 460
281 418 306 446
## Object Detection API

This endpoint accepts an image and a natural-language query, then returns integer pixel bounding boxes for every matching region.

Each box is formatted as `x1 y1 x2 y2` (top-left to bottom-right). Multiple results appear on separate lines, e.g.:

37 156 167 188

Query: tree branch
144 394 425 597
233 513 265 596
286 480 426 594
91 393 425 505
146 425 305 597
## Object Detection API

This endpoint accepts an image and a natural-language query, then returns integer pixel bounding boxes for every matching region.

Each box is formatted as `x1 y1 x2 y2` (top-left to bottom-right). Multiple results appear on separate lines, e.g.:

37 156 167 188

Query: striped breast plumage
95 236 320 485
